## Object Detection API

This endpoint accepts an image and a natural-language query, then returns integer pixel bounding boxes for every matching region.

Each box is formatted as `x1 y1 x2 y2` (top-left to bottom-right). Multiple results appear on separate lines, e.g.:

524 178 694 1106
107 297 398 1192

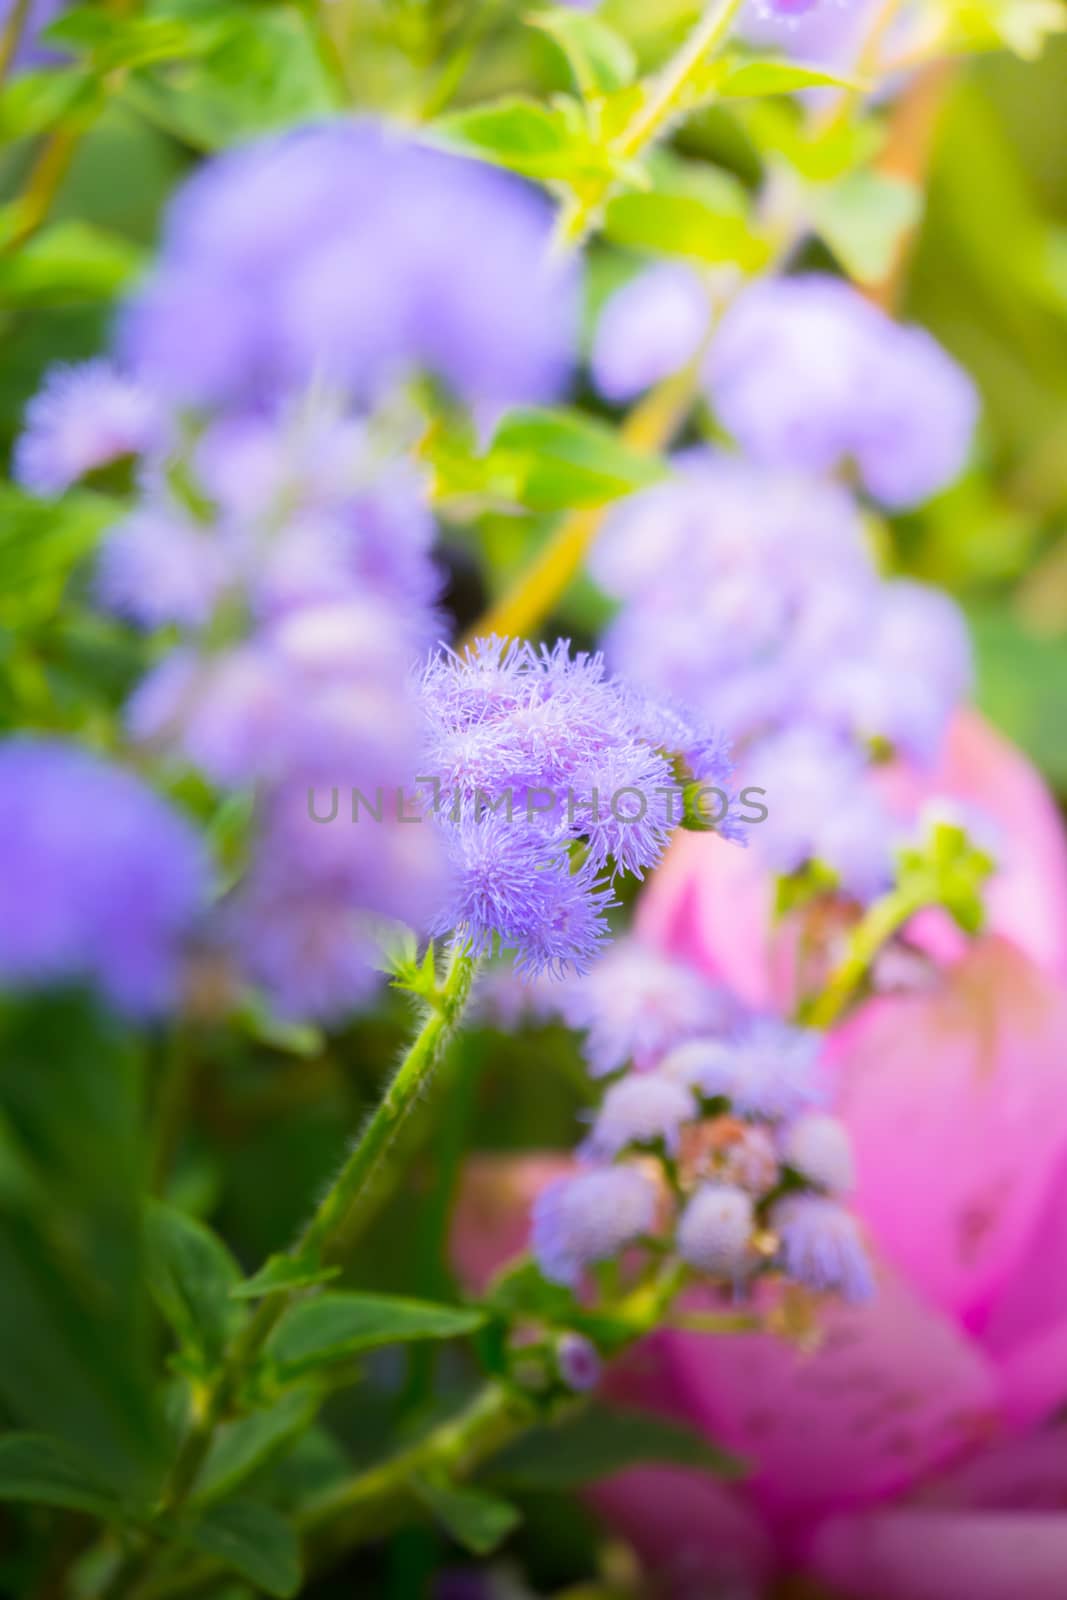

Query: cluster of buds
532 1018 873 1308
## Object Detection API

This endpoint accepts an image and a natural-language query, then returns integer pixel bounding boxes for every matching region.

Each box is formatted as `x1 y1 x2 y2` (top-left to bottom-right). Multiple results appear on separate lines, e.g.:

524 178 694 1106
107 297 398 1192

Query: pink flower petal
810 1509 1067 1600
829 937 1067 1321
661 1266 999 1524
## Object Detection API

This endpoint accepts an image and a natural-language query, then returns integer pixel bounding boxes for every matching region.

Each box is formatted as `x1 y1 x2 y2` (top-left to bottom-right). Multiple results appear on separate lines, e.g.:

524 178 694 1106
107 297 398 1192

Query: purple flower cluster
13 118 585 1025
594 271 977 511
531 944 872 1300
119 121 577 422
593 449 973 898
0 739 206 1016
417 639 737 976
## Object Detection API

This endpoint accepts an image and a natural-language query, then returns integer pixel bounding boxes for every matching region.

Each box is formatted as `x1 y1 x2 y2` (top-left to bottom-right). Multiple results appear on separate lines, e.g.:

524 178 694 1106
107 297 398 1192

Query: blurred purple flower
708 275 978 508
532 1164 658 1285
591 265 710 403
14 361 162 496
119 120 578 418
0 739 206 1016
773 1193 876 1302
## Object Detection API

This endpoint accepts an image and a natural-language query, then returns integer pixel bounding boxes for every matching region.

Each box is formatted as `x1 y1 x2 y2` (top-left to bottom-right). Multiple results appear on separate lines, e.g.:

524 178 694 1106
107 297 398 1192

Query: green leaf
0 68 98 140
184 1498 301 1598
194 1388 323 1506
529 10 637 96
715 57 866 98
812 170 922 283
231 1254 341 1301
0 487 116 629
0 221 145 306
604 191 771 269
432 99 582 182
486 408 667 512
0 1433 122 1517
0 996 166 1499
484 1405 743 1490
145 1202 244 1372
265 1293 485 1380
410 1474 520 1556
45 6 221 71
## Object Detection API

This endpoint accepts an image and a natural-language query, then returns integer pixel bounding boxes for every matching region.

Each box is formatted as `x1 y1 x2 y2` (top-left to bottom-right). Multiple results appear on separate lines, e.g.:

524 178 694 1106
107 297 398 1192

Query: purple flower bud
783 1113 856 1194
555 1332 602 1392
773 1195 875 1303
532 1165 658 1286
586 1072 696 1159
677 1184 755 1276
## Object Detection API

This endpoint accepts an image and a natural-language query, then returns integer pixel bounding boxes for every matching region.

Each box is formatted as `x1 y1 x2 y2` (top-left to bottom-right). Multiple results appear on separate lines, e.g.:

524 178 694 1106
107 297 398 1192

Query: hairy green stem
105 945 479 1598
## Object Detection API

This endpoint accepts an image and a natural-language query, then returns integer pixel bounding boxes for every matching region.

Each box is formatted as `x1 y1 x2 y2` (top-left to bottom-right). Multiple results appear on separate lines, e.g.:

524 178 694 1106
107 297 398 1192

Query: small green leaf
529 10 636 96
194 1388 324 1506
487 408 667 512
604 192 771 270
812 170 922 283
432 98 583 182
716 57 866 98
145 1202 244 1372
231 1254 341 1301
266 1294 486 1380
45 6 220 71
485 1258 577 1323
410 1474 520 1556
0 68 98 140
0 487 116 629
484 1405 743 1490
0 221 145 306
184 1498 301 1598
0 1433 122 1517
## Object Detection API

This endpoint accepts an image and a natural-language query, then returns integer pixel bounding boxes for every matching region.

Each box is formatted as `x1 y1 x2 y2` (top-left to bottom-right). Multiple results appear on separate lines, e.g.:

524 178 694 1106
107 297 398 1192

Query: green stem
148 1028 194 1197
799 885 928 1030
0 0 32 84
105 944 479 1598
551 0 748 251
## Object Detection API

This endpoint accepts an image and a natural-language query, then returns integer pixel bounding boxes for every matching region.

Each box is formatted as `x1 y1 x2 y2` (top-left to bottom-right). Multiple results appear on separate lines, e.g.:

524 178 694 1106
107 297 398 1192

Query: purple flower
0 739 206 1016
708 276 978 509
14 362 161 497
677 1184 755 1277
802 579 972 765
591 265 710 403
1 0 68 72
562 937 741 1076
417 638 736 979
742 725 895 900
432 811 613 978
585 1072 696 1158
773 1194 875 1302
97 506 236 629
594 454 877 743
119 120 578 419
531 1165 658 1286
555 1333 602 1392
666 1019 824 1122
783 1113 856 1194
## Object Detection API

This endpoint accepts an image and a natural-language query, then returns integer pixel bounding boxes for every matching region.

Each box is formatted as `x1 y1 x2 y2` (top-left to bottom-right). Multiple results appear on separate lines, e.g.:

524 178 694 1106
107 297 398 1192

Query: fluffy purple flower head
742 725 896 900
531 1164 658 1286
418 638 736 978
595 455 877 743
708 275 978 509
677 1184 755 1277
431 810 613 978
783 1112 856 1194
14 361 162 497
585 1072 696 1158
772 1194 875 1302
0 739 206 1016
562 938 741 1076
591 265 710 403
120 121 578 420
